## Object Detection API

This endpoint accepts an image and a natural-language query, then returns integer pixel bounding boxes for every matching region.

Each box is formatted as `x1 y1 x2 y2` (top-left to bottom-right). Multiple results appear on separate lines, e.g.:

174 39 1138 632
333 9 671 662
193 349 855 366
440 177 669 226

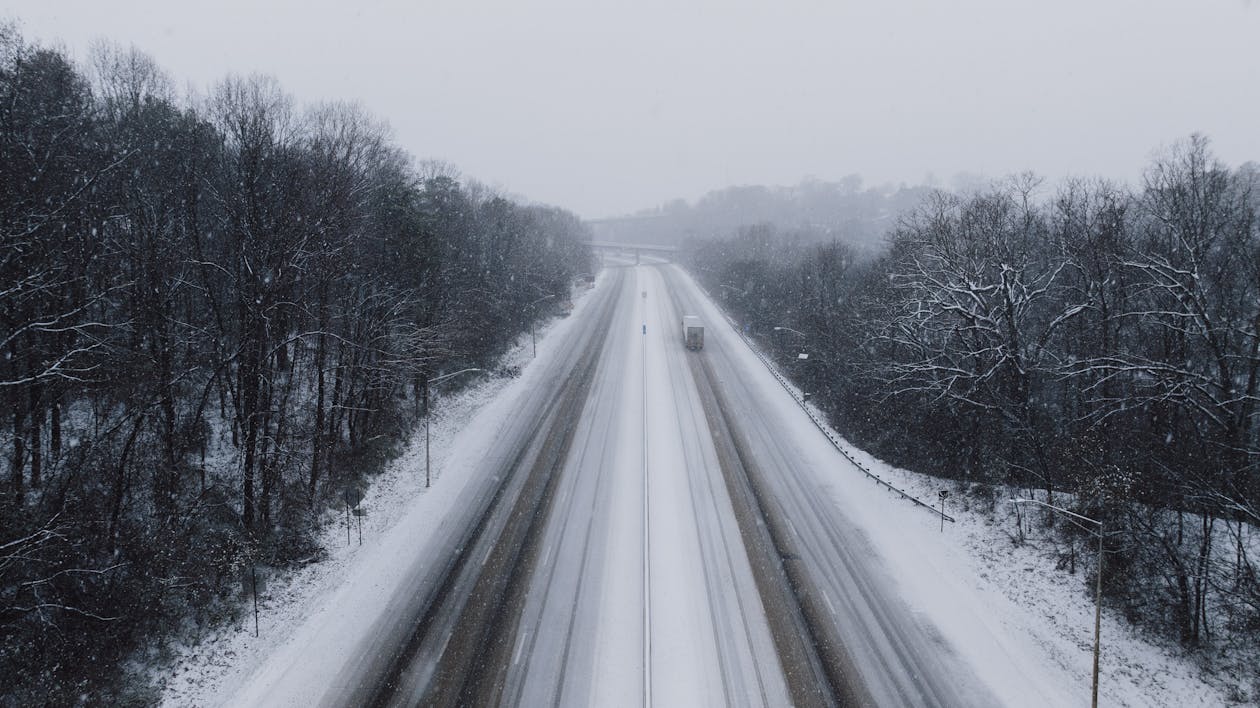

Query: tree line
688 137 1259 663
1 28 591 702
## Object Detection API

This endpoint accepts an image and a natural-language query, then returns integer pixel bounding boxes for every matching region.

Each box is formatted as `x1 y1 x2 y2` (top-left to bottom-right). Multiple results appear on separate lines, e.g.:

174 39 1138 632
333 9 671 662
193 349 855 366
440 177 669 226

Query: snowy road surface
223 264 1034 707
663 266 998 707
498 266 792 707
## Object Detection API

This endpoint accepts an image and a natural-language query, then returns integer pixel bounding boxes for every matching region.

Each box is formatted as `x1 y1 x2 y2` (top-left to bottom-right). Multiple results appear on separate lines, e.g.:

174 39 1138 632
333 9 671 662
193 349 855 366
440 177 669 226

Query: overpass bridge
586 240 678 264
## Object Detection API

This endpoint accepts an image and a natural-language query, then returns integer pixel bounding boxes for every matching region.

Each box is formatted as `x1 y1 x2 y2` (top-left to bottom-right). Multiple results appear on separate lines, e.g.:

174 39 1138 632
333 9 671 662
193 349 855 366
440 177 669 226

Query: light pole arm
424 367 483 489
1010 497 1100 533
429 367 483 385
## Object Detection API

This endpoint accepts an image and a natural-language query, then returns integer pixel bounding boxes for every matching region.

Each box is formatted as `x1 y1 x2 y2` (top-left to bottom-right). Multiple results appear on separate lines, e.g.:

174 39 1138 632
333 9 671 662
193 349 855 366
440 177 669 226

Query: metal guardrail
697 281 956 523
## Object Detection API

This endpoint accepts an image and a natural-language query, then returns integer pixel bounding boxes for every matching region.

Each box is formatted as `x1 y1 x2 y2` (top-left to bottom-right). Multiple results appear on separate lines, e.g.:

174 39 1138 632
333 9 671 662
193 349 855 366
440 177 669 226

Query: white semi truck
681 315 704 350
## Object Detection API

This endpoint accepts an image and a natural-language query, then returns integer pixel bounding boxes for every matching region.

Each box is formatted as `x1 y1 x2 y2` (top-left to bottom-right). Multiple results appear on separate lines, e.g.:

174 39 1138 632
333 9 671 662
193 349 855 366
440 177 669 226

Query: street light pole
424 368 482 488
527 293 555 358
1011 497 1104 708
1093 519 1104 708
424 380 430 488
773 324 811 367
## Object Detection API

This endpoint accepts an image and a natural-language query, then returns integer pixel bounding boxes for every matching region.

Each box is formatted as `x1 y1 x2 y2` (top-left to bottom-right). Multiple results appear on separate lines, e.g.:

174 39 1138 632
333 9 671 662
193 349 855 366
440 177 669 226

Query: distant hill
590 176 933 254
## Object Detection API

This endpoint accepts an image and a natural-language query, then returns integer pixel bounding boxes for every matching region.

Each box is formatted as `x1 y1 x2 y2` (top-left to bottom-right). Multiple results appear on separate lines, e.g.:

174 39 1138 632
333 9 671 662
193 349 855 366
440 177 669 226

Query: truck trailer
681 315 704 350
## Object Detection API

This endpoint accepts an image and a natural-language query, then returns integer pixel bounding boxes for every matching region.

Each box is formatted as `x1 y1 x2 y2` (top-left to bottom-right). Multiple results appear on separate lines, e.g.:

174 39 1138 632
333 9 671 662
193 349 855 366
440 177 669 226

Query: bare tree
872 179 1088 503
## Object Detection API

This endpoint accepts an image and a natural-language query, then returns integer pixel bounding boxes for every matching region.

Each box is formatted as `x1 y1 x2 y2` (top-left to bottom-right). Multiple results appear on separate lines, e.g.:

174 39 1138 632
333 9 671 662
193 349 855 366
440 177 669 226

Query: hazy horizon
6 0 1258 219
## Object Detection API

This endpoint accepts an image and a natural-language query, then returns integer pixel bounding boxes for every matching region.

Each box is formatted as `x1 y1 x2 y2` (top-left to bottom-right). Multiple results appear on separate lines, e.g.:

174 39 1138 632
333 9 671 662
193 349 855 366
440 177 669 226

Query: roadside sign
342 485 365 509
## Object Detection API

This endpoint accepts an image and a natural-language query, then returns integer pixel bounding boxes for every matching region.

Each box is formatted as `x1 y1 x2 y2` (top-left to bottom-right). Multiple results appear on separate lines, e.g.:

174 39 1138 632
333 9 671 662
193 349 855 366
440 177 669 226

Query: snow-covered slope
155 276 609 706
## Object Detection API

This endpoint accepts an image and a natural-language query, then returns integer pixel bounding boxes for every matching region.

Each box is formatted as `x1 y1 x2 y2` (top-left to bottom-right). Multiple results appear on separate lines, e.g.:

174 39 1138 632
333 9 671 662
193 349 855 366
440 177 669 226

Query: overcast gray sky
5 0 1258 218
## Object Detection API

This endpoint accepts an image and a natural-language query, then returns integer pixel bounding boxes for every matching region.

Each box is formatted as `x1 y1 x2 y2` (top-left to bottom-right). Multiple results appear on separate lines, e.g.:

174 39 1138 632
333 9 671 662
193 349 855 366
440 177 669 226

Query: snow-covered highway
217 263 1065 707
498 265 792 707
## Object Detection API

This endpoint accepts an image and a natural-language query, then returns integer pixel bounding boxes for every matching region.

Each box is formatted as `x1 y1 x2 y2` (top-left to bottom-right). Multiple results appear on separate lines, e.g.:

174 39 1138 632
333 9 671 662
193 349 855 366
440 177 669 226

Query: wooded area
689 138 1260 667
0 30 590 702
